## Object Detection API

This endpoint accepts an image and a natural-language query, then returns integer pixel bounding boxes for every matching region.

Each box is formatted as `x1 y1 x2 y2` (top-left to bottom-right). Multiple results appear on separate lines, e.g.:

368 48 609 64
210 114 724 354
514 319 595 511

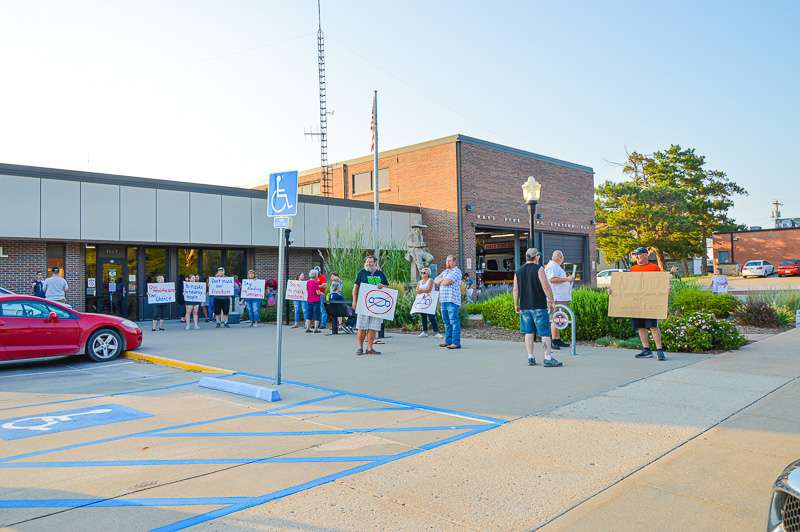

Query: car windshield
781 259 800 265
744 261 760 267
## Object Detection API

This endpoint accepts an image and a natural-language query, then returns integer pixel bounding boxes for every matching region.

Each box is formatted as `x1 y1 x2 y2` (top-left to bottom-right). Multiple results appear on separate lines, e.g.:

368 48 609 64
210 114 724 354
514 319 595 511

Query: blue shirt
438 267 462 306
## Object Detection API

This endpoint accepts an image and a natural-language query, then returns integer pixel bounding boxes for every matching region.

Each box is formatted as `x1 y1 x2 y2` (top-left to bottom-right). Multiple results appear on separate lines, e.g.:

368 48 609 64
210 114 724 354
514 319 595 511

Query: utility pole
308 0 332 197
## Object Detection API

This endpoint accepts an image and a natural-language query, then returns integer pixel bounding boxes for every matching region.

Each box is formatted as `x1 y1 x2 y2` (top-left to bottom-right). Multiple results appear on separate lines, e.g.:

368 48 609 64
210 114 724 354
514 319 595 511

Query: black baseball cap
633 247 649 254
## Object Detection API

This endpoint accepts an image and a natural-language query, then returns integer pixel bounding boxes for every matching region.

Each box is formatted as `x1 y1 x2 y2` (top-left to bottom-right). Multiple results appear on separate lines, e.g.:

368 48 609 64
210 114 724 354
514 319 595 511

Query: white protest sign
241 279 266 299
356 283 398 321
208 277 234 296
147 282 176 304
182 282 207 303
410 290 439 315
285 280 308 301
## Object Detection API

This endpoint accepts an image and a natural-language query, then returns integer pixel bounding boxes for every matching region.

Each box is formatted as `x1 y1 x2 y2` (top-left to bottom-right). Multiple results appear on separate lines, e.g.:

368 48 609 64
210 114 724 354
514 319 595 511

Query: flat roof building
0 163 420 318
261 135 596 284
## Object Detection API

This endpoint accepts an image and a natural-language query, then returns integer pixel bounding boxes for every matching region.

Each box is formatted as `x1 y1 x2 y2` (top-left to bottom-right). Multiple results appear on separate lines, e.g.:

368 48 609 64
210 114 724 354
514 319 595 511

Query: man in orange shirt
629 247 667 361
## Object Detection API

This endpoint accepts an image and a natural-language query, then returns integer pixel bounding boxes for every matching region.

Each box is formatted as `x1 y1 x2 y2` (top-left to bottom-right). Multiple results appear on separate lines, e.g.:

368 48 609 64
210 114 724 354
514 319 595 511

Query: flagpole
372 90 380 262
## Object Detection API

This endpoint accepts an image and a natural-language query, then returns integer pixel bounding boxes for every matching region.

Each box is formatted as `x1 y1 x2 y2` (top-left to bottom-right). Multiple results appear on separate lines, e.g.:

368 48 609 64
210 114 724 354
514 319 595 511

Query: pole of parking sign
275 227 286 385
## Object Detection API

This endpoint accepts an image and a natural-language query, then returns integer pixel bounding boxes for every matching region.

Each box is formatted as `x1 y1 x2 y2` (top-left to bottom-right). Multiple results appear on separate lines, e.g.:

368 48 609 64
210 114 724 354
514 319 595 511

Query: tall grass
323 226 409 287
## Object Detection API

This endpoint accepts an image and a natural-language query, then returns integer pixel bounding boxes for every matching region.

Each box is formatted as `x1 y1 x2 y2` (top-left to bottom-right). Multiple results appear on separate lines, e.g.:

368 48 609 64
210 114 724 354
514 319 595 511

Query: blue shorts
520 309 551 336
306 301 321 321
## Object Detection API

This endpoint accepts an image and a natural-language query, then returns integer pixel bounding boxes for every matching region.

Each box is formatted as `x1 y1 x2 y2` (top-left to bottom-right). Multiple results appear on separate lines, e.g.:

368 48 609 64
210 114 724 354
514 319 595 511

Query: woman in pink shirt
305 269 323 333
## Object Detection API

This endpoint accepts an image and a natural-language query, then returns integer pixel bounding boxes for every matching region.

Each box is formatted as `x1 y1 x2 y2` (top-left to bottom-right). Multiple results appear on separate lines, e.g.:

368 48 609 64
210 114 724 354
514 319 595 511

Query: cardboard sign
608 272 671 320
286 280 308 301
410 290 439 315
241 279 266 299
356 283 398 321
208 276 234 296
147 282 176 304
183 282 207 303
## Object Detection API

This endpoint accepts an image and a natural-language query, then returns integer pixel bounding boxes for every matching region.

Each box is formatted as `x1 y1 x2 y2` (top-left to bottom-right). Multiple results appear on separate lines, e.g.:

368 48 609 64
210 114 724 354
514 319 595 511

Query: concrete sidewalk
190 329 800 531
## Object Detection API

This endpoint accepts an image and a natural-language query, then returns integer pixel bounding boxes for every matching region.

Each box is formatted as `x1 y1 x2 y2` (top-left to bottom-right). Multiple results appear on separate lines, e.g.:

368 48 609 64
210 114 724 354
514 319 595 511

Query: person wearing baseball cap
629 246 666 360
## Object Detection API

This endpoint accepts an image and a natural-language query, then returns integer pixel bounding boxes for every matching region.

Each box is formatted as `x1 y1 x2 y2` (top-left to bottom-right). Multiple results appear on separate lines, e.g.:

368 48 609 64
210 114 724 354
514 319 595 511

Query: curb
124 352 234 374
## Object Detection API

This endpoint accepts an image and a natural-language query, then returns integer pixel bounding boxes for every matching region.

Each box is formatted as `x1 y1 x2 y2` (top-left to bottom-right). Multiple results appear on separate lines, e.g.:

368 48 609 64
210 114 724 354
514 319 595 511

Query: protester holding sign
148 275 171 332
183 274 201 330
211 267 232 328
290 273 307 328
628 247 667 361
545 250 576 350
434 255 463 349
242 270 264 328
353 255 388 355
415 268 441 338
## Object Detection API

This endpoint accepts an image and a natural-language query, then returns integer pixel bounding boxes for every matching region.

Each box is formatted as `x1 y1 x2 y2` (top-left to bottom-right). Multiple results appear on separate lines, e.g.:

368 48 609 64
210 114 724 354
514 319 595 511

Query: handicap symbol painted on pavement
365 289 394 315
0 404 152 440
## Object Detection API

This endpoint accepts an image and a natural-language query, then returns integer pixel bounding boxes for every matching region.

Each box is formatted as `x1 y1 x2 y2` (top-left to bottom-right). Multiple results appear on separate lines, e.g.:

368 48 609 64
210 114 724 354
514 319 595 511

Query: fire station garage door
541 233 587 281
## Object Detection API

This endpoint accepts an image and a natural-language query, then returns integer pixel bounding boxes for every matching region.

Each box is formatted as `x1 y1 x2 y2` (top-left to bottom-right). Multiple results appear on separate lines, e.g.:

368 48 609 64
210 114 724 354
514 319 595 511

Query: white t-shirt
43 275 69 301
545 260 572 302
710 275 728 294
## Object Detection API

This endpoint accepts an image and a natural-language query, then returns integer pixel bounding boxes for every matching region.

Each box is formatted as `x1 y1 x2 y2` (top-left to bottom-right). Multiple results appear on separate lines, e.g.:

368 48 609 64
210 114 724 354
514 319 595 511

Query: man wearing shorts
629 246 667 361
352 255 388 356
544 249 575 349
513 247 562 367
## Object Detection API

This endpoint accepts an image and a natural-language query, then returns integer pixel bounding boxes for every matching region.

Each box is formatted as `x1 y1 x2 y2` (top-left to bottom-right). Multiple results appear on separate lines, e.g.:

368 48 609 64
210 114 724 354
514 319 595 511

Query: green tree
596 146 746 271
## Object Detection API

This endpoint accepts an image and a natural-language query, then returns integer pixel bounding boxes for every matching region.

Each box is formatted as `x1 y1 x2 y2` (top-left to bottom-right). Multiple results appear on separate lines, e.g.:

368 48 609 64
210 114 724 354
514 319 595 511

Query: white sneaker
434 333 443 339
253 322 258 328
418 332 428 338
193 324 200 330
185 325 190 331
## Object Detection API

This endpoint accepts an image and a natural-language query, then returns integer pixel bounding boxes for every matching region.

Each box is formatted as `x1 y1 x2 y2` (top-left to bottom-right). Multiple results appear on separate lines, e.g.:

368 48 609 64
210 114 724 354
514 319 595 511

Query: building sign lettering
0 247 7 258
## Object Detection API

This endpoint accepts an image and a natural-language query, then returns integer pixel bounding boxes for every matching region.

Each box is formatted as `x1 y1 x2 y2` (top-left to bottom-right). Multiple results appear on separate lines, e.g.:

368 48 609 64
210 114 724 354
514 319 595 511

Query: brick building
0 163 419 318
275 135 597 284
713 227 800 270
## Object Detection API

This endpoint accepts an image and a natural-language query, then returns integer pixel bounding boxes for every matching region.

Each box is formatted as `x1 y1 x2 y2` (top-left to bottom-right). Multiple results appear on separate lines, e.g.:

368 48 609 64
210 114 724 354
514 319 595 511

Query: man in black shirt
513 247 562 367
352 255 389 355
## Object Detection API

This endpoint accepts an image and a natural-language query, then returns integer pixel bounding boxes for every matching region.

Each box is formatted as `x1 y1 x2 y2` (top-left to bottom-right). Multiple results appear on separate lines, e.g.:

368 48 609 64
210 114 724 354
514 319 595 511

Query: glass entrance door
97 258 127 316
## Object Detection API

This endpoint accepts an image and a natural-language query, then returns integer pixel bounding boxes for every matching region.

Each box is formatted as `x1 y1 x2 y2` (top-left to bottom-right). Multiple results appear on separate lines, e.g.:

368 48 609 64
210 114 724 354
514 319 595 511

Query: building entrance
85 245 138 320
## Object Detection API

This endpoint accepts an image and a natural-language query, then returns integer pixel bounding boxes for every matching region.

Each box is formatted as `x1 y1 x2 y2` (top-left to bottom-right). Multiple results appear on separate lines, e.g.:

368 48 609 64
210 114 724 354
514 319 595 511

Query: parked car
596 268 627 288
741 260 774 278
0 295 142 364
0 286 13 295
768 459 800 531
777 259 800 277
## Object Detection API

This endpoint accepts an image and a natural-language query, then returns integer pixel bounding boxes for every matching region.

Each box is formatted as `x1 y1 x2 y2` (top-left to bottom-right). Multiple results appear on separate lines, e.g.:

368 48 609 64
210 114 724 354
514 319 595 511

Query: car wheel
87 328 123 362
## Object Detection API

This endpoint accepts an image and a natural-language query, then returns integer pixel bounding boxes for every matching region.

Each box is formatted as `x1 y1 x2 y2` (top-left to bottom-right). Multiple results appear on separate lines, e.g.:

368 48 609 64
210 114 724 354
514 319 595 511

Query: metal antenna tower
315 0 332 196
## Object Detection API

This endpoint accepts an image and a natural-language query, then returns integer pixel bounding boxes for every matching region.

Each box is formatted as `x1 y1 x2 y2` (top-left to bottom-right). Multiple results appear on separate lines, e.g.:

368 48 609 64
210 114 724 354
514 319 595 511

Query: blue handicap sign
267 171 298 217
0 404 152 440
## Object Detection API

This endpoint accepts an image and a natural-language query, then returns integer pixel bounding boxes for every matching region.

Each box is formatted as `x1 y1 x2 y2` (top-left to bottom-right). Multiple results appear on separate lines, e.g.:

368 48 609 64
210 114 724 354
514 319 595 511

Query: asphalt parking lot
0 358 503 531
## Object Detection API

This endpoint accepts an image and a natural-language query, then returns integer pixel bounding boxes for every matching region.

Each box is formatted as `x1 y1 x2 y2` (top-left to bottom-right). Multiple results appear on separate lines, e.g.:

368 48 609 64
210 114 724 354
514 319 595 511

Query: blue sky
0 1 796 227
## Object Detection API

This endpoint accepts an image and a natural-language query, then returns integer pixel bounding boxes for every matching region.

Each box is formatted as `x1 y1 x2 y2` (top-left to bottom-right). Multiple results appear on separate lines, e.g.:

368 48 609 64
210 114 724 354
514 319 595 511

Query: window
299 182 321 195
0 301 25 317
562 262 584 282
717 251 730 263
351 169 389 196
225 250 246 280
85 245 97 297
47 304 74 319
0 300 50 318
47 243 66 276
744 261 760 267
145 248 168 284
202 249 222 281
178 248 199 280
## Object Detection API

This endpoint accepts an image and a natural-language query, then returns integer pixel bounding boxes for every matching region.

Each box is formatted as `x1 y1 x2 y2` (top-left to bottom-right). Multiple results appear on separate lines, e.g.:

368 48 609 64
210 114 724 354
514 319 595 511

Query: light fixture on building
490 233 516 238
464 203 475 212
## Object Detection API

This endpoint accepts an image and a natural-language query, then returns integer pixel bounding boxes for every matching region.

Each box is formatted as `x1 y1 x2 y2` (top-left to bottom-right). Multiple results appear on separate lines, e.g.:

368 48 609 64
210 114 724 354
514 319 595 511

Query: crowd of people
28 245 670 369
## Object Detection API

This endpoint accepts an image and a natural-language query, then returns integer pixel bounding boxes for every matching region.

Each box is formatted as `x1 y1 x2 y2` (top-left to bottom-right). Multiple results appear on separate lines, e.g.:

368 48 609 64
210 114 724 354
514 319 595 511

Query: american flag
370 93 376 153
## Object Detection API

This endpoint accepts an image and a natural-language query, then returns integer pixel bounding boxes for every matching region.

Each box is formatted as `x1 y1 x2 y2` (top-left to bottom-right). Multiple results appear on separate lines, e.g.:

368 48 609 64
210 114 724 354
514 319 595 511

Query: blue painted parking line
0 367 506 531
0 404 152 440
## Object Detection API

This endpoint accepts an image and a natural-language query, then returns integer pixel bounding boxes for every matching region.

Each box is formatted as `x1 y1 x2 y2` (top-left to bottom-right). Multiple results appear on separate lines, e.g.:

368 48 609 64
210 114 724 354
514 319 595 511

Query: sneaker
528 357 537 366
291 323 299 329
434 333 443 339
253 322 258 328
418 332 429 338
656 349 667 361
439 343 449 348
446 344 461 349
551 343 561 350
356 348 365 356
223 323 230 328
543 357 563 367
215 322 221 329
185 325 190 331
554 339 570 348
635 348 653 358
366 349 382 355
193 324 200 330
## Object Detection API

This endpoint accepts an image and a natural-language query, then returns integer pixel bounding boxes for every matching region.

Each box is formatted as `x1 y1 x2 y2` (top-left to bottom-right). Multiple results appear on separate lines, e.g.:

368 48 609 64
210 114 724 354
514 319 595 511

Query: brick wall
713 229 800 267
254 247 315 281
0 240 85 311
460 143 597 277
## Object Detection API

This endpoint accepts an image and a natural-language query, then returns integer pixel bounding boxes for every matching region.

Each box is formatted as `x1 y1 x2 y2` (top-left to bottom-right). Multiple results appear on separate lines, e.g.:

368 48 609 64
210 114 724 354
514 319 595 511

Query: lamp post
522 176 542 250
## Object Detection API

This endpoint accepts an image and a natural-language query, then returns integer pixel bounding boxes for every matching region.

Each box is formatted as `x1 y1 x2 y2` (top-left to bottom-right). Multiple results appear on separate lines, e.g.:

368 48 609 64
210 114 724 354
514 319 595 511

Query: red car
777 259 800 277
0 295 142 364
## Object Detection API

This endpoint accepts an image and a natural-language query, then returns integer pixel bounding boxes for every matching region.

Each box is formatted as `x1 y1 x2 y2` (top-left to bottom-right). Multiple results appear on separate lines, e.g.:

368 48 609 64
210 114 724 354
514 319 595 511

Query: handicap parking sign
0 404 152 440
267 171 298 217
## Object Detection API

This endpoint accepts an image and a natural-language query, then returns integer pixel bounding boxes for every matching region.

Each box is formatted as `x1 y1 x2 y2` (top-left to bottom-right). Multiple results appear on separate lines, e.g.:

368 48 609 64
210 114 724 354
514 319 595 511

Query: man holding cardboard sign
609 247 669 361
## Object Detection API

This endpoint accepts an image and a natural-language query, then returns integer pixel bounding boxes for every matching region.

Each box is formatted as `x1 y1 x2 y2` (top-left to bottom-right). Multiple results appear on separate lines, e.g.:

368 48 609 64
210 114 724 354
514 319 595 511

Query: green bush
775 306 795 327
479 292 519 330
464 302 484 314
670 285 739 318
595 336 642 349
661 312 747 352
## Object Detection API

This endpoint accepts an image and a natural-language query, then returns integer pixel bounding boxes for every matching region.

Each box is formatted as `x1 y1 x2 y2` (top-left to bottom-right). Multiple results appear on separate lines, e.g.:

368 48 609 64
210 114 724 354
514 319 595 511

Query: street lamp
521 176 542 249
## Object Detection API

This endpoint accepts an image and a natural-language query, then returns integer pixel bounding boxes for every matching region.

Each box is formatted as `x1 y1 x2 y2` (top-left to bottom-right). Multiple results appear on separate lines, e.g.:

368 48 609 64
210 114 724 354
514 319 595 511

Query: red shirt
630 263 662 272
306 279 321 302
317 274 327 293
